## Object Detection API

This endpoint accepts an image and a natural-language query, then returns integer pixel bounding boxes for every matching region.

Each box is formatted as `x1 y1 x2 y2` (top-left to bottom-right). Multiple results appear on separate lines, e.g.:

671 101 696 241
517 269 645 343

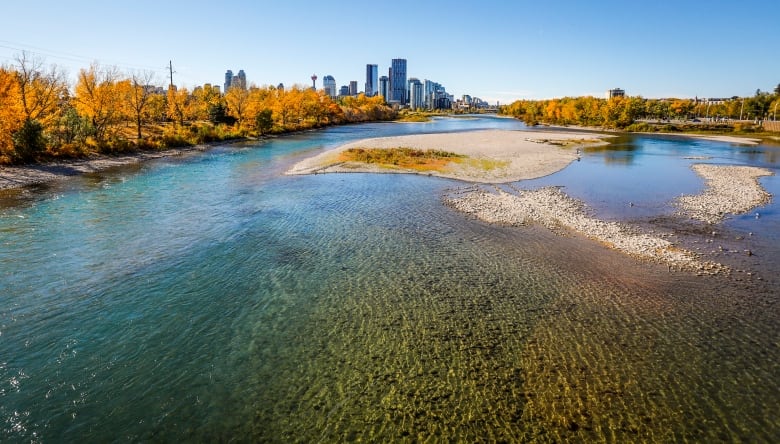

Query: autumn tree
0 67 23 163
74 63 124 145
167 86 191 126
125 71 158 142
191 84 222 120
13 52 67 126
11 53 68 160
225 86 250 128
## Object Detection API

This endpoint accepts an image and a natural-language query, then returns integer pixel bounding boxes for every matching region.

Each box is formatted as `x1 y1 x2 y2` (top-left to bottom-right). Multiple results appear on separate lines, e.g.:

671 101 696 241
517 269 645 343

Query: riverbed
1 116 778 442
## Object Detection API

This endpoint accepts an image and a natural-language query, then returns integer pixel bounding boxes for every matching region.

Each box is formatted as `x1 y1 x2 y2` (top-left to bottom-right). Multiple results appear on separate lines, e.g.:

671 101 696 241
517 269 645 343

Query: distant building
607 88 625 99
323 75 337 98
365 64 378 97
349 81 358 96
237 70 247 89
424 80 450 110
224 70 233 93
224 69 247 92
409 78 423 109
378 76 389 100
389 58 407 104
339 85 350 97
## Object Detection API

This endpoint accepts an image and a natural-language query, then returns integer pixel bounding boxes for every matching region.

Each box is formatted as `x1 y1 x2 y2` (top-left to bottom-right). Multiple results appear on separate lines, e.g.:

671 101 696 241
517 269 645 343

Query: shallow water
1 117 778 442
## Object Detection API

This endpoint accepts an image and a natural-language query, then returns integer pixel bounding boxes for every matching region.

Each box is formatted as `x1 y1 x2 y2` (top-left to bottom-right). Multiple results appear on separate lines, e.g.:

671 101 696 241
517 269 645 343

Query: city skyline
1 1 779 103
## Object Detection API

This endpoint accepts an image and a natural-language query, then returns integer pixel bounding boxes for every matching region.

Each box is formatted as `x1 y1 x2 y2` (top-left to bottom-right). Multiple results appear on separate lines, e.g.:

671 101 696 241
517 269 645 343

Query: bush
624 122 653 132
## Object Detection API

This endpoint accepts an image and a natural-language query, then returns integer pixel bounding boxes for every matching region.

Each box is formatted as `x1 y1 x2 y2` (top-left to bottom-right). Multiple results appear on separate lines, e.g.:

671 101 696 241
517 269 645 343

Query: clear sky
1 0 778 103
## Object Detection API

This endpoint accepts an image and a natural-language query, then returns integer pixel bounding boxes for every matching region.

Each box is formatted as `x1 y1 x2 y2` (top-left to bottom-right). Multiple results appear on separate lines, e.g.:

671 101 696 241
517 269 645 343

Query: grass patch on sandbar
338 147 465 172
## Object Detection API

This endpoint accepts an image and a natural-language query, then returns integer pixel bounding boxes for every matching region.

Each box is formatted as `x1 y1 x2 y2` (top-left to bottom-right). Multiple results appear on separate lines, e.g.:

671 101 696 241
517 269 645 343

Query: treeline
499 88 780 130
0 54 396 165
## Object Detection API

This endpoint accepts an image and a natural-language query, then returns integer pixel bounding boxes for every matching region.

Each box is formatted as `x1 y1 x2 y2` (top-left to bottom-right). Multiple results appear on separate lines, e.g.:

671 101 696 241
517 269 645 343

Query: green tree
255 109 273 135
12 118 46 162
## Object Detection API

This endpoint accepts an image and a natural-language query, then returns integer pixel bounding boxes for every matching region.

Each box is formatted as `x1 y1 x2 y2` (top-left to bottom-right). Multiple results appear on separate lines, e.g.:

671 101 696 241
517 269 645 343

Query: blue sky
1 1 778 103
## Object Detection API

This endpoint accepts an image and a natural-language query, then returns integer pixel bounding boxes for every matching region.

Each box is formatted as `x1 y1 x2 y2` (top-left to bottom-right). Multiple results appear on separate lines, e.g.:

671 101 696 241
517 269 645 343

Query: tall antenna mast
169 60 175 87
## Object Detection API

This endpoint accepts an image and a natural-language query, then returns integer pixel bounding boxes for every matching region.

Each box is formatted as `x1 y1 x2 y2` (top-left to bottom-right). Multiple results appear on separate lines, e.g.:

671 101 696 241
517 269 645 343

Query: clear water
1 117 778 442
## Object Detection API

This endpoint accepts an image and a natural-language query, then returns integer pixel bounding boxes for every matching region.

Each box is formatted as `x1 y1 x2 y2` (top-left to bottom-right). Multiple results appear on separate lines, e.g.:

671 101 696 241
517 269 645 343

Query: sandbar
445 186 726 274
676 164 773 223
286 130 609 183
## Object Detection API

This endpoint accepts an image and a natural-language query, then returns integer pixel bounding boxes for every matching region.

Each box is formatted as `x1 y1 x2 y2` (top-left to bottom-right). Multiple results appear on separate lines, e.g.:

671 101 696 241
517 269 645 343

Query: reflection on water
0 117 778 441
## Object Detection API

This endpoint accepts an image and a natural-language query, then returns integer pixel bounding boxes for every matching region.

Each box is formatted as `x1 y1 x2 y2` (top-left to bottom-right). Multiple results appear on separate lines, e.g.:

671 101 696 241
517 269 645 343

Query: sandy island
290 130 774 274
286 129 610 183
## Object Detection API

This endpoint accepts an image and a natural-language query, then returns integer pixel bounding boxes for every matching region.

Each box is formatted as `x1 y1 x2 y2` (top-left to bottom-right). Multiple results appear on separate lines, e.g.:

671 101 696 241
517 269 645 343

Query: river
1 116 778 441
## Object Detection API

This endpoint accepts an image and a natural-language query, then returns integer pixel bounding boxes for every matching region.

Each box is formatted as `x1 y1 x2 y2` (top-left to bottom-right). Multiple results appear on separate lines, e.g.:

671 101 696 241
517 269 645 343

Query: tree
125 71 157 142
167 86 190 126
191 84 222 120
74 63 124 144
254 109 273 135
225 86 250 128
0 67 24 163
13 52 67 127
11 118 46 162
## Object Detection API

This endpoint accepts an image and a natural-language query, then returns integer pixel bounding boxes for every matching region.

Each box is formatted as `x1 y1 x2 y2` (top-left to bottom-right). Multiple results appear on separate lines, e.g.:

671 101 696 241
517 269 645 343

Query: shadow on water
584 135 640 165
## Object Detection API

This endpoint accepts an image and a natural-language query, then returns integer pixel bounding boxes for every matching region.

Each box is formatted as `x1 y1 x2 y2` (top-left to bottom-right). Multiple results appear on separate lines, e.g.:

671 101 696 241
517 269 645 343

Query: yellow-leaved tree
0 67 23 163
74 64 124 148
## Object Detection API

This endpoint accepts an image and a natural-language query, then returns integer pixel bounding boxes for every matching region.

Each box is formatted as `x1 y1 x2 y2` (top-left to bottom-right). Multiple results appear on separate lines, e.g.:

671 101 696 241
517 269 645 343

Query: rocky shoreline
0 146 220 191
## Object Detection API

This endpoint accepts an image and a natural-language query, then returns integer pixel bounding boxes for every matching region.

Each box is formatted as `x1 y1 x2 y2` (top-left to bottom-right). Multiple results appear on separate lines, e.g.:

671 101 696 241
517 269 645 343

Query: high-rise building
378 76 389 100
237 70 247 90
224 70 233 93
408 78 423 110
424 80 449 110
225 69 247 91
365 64 378 97
323 75 337 98
607 88 625 99
389 58 407 104
339 85 350 97
349 81 358 96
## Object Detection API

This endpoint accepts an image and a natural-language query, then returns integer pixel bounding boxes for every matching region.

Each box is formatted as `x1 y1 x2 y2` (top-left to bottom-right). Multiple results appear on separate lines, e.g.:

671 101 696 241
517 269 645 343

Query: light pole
774 101 778 121
740 97 745 121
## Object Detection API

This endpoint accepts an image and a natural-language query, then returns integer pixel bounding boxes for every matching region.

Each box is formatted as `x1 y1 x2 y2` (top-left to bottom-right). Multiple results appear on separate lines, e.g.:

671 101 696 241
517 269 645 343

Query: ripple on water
1 120 779 441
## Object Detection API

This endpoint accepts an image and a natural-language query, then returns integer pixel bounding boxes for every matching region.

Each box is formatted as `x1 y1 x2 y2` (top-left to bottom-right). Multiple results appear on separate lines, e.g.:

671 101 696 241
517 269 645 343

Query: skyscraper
408 78 423 110
389 58 407 104
378 76 389 101
349 81 358 96
323 75 337 98
225 69 247 91
365 64 378 97
224 70 233 92
237 70 247 90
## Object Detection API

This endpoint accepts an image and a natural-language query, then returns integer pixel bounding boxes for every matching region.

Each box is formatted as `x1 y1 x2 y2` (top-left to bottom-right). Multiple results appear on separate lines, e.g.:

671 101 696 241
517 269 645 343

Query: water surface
1 117 778 441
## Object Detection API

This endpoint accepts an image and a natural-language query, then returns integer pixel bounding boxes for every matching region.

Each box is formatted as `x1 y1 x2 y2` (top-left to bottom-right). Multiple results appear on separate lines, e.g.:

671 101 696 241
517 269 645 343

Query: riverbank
287 129 610 183
539 123 764 145
0 143 232 191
